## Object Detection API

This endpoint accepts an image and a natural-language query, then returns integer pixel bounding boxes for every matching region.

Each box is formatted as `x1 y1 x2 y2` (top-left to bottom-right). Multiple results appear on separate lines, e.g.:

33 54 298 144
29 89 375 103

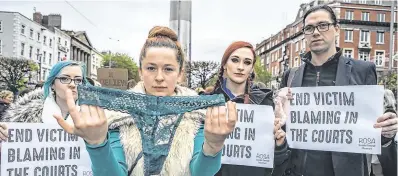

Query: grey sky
0 0 309 63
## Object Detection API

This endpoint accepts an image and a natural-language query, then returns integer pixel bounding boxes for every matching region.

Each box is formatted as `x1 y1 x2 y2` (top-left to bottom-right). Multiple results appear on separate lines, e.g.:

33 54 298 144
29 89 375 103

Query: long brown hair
139 26 185 71
214 41 256 104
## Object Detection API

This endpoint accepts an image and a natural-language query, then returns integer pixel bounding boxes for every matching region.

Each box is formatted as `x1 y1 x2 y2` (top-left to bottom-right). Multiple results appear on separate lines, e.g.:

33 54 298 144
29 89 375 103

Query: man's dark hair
303 5 337 26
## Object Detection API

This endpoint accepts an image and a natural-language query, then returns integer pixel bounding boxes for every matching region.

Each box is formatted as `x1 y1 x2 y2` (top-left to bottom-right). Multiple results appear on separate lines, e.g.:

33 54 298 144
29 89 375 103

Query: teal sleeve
190 124 222 176
85 129 127 176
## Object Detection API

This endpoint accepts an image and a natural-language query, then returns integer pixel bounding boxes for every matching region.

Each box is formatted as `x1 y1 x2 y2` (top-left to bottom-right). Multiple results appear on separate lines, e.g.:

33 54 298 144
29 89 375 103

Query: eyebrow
306 21 331 26
230 55 253 62
58 74 82 78
147 63 176 67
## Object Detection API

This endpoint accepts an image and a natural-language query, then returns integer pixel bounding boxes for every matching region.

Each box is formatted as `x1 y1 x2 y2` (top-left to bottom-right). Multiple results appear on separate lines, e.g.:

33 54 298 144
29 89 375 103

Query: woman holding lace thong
209 41 290 176
51 26 238 176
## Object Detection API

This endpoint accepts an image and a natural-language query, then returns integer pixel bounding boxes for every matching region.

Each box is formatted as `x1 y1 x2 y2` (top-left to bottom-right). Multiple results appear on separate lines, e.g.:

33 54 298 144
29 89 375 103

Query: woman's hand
203 101 237 156
0 122 8 142
274 119 286 147
53 89 108 145
274 87 293 125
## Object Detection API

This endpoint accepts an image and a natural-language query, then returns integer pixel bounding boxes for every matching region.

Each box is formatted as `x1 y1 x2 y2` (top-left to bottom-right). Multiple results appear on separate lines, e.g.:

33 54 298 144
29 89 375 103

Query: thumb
53 114 74 134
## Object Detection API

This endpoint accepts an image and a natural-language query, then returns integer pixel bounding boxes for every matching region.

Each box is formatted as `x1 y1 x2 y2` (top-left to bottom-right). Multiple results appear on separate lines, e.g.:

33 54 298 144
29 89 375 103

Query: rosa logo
359 138 375 145
83 171 93 176
256 153 270 163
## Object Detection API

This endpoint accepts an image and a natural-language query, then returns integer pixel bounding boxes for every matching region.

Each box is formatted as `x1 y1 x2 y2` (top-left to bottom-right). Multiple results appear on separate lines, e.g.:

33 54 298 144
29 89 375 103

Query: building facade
255 0 398 88
0 11 74 82
90 49 103 80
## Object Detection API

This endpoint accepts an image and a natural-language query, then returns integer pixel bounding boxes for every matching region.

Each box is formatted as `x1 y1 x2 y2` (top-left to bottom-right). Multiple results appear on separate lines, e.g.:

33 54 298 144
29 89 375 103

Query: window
43 36 47 45
43 69 47 80
359 0 367 4
377 13 385 22
43 51 46 64
65 41 67 47
0 40 2 54
344 49 353 58
360 30 370 42
376 31 384 44
29 29 33 38
36 49 40 61
375 51 384 66
58 37 61 44
49 53 52 65
29 46 33 58
58 52 61 61
49 39 52 47
295 42 299 52
37 33 40 41
302 39 306 50
20 43 25 56
295 57 299 67
343 0 351 2
0 21 2 32
345 30 353 41
21 25 25 35
345 11 354 20
374 0 382 5
395 12 397 22
359 51 370 61
362 12 370 21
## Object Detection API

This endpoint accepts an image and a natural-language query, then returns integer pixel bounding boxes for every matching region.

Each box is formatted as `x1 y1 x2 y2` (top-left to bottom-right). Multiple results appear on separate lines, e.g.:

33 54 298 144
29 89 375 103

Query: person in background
210 41 289 176
0 90 13 119
52 26 238 176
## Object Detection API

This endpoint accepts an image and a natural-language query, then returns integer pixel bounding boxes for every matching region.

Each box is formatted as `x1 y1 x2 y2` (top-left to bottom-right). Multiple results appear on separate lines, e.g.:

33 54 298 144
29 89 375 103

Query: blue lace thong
77 85 225 175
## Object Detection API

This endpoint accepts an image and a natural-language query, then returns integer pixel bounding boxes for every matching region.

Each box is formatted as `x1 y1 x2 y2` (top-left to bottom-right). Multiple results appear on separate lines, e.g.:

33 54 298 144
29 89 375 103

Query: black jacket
210 83 289 176
279 49 397 176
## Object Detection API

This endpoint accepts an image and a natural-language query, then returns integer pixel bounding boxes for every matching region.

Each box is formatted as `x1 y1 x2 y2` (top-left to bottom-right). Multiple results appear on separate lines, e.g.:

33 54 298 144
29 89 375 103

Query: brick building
255 0 397 88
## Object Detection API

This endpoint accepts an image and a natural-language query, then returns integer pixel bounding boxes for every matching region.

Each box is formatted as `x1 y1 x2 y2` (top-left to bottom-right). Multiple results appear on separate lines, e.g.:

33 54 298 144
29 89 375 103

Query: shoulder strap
287 67 298 87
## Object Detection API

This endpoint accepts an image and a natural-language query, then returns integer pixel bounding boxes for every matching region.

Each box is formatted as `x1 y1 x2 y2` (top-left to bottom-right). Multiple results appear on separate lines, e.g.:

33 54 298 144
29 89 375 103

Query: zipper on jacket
316 71 320 87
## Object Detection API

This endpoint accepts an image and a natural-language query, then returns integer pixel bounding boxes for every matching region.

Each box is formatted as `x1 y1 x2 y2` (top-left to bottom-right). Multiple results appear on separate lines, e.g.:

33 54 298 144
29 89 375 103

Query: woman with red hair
211 41 289 176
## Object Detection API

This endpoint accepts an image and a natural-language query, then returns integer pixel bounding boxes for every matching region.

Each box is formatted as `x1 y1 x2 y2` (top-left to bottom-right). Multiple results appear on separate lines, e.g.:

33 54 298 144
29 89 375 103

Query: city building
255 0 398 88
90 49 103 80
0 10 102 82
0 11 71 82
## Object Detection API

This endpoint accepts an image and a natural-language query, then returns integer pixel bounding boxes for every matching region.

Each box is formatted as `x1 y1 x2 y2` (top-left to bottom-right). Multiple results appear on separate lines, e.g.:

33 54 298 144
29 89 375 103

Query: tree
254 57 272 85
384 72 397 92
102 53 140 82
0 57 38 93
189 61 220 89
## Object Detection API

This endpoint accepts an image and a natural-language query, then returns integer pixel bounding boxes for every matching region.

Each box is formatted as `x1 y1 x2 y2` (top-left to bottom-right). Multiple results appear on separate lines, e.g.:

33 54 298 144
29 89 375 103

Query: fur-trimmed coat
105 82 205 175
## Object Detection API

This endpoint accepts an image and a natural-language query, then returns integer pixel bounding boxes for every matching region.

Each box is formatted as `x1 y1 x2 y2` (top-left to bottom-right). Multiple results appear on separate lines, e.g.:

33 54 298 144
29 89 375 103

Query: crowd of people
0 4 396 176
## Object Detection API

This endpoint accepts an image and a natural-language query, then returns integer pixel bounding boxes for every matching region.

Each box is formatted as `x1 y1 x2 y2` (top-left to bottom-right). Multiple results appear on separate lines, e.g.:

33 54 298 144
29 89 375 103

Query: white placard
221 104 275 168
287 85 384 154
1 123 93 176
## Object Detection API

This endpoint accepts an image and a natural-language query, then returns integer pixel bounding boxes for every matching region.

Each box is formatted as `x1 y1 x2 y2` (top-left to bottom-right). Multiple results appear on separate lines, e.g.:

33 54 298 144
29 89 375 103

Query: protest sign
1 123 92 176
97 68 128 90
287 85 384 154
221 104 275 168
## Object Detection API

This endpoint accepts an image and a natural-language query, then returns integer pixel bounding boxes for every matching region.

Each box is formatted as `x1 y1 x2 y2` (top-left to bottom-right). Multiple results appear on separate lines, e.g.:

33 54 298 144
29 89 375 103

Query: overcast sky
0 0 309 63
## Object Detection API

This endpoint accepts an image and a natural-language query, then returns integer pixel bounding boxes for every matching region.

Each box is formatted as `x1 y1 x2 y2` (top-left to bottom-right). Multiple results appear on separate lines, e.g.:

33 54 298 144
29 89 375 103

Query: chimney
33 12 42 24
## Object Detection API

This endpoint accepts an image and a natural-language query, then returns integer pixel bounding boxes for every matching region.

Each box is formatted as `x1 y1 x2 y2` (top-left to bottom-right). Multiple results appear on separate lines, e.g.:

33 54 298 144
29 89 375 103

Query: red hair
215 41 256 104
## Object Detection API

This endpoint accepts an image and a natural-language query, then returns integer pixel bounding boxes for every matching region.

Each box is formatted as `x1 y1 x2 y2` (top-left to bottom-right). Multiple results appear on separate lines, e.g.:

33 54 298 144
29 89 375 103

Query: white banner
287 85 384 154
221 104 275 168
1 123 93 176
